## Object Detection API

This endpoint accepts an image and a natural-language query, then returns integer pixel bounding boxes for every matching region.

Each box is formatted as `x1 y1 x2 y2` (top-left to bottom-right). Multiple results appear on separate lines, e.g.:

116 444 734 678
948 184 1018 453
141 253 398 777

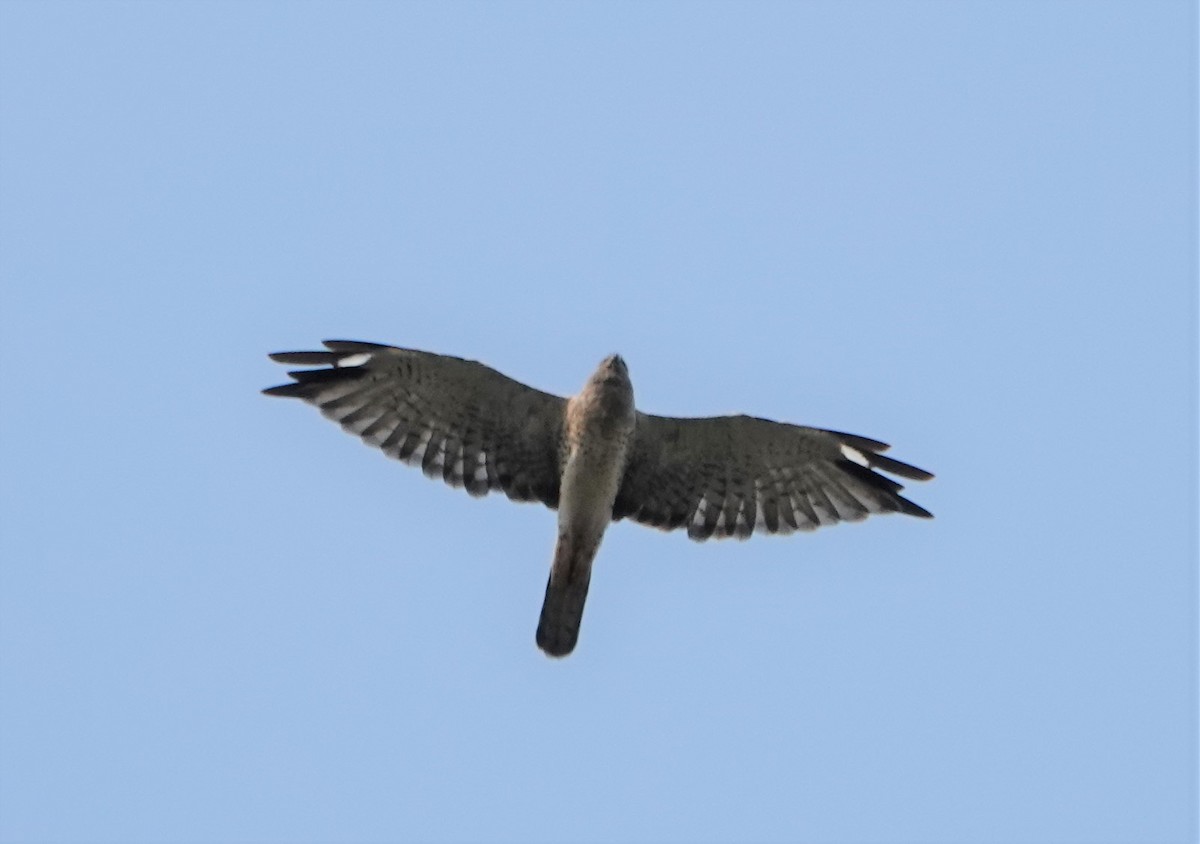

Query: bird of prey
264 340 933 657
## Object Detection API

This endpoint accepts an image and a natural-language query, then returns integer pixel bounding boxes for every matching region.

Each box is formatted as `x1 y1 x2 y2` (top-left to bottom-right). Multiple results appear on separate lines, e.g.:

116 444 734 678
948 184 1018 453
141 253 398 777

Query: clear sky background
0 3 1195 843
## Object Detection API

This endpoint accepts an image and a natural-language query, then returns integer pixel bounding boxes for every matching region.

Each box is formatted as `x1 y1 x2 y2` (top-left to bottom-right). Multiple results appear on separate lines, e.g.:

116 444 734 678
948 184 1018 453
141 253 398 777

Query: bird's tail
536 533 596 658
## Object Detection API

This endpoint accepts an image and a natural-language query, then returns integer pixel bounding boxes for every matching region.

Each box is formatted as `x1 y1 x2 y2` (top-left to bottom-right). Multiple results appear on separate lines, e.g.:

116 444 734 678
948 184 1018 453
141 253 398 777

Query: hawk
264 341 934 657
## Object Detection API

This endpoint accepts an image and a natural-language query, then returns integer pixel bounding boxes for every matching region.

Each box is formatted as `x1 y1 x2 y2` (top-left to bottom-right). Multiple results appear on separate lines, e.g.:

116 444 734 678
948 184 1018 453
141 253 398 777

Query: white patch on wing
733 498 750 535
712 502 727 534
408 428 434 464
751 479 768 534
840 444 870 467
450 450 466 484
427 439 447 471
471 451 489 485
335 353 373 368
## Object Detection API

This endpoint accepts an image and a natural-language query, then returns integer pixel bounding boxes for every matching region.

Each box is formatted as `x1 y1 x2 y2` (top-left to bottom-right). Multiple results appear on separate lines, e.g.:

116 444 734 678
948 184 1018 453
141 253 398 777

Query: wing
612 413 933 540
264 340 566 507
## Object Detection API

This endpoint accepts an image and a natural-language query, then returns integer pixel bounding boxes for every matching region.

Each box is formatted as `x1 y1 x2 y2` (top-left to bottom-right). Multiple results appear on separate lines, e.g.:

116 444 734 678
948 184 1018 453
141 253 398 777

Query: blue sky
0 2 1195 842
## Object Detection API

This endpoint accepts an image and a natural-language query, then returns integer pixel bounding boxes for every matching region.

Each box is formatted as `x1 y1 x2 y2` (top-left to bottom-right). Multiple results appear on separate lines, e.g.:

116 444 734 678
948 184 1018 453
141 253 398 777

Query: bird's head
594 354 631 391
600 354 627 378
582 353 634 423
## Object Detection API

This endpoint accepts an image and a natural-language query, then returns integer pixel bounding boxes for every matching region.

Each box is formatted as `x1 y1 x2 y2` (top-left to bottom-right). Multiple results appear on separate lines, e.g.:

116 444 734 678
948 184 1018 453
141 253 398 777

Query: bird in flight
264 340 934 657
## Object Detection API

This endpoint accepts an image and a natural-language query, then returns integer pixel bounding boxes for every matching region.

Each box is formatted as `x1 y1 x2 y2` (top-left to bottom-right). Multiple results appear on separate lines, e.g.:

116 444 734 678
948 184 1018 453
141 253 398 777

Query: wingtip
269 351 335 365
267 341 392 363
867 452 935 482
322 339 391 352
262 383 305 398
898 498 934 519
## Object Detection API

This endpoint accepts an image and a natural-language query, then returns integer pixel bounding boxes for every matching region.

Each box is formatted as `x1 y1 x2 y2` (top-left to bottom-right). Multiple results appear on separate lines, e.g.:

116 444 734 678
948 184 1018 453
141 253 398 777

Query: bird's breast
557 437 629 534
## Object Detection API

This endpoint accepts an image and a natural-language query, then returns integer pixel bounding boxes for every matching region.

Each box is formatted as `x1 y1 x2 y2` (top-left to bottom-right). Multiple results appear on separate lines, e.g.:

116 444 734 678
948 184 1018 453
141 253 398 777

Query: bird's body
538 355 635 655
265 341 933 657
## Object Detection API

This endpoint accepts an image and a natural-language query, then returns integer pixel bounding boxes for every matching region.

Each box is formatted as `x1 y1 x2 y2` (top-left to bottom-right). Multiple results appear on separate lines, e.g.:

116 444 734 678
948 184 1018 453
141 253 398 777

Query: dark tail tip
536 625 578 658
535 573 590 658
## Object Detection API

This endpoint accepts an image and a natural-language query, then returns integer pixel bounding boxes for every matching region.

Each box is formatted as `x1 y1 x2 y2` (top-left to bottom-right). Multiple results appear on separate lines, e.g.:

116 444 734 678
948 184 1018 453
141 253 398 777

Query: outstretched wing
613 413 933 540
264 340 566 507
